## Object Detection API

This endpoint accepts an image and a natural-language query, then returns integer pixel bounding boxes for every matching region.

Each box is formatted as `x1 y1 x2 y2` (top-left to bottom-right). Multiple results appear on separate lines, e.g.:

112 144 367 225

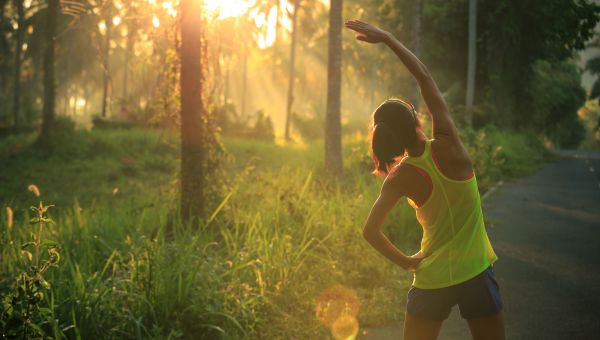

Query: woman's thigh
466 312 505 340
403 313 443 340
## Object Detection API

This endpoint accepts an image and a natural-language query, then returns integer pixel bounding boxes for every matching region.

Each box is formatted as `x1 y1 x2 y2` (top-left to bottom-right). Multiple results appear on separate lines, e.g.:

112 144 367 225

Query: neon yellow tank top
401 140 497 289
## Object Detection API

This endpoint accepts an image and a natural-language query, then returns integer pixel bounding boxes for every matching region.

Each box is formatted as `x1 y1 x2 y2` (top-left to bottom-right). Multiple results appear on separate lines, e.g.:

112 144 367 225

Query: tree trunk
325 0 343 173
122 16 134 111
101 16 112 118
412 0 422 111
224 59 230 105
180 0 204 222
272 0 280 82
241 44 248 117
83 83 89 115
285 0 299 140
369 65 376 112
0 0 8 106
37 0 58 145
465 0 477 125
12 0 24 131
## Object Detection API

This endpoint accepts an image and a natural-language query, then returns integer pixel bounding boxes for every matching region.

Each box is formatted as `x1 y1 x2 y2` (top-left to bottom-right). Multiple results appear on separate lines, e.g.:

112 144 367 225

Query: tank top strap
400 139 434 167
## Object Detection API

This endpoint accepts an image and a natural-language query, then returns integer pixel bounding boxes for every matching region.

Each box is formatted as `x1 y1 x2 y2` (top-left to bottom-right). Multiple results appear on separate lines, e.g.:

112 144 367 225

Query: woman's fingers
344 21 361 29
346 19 367 26
345 20 368 29
345 23 368 34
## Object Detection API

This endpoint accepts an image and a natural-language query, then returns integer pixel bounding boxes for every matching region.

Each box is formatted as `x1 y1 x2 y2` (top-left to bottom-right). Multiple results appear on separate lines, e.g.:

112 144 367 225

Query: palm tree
122 1 136 109
101 6 112 118
0 0 8 105
325 0 343 173
180 0 205 222
37 0 58 145
285 0 300 140
12 0 24 131
466 0 477 125
412 0 422 111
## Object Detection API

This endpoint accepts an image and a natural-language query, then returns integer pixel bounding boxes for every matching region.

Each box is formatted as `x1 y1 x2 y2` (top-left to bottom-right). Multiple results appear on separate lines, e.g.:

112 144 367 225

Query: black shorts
406 266 503 321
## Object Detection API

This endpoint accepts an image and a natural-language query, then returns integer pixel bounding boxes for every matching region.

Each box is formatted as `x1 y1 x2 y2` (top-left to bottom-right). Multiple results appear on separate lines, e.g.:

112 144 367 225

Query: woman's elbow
362 227 377 242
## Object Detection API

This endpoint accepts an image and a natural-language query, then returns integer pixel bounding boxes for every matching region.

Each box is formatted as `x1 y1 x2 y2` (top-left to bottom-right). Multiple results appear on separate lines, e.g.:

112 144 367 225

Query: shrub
214 104 275 141
92 117 135 130
529 60 587 148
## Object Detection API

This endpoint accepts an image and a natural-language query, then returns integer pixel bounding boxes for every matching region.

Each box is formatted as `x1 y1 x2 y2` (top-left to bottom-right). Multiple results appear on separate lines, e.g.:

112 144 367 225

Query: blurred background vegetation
1 0 600 339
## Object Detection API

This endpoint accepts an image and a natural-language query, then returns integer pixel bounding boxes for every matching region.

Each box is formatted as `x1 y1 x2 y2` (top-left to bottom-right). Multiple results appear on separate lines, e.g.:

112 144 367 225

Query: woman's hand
345 20 391 44
404 252 426 272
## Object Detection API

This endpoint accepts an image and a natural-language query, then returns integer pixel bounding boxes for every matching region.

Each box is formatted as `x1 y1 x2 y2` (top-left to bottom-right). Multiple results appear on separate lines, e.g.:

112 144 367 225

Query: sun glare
203 0 255 20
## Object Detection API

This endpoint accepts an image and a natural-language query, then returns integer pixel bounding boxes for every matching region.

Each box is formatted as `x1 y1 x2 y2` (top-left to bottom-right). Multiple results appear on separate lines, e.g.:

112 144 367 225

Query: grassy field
0 126 547 339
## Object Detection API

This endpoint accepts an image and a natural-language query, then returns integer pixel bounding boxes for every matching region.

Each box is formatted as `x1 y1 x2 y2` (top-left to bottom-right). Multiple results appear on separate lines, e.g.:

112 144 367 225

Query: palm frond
60 0 89 17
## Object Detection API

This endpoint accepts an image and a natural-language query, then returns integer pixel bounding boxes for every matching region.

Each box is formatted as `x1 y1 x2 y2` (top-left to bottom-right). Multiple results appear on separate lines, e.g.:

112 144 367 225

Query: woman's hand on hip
404 252 426 272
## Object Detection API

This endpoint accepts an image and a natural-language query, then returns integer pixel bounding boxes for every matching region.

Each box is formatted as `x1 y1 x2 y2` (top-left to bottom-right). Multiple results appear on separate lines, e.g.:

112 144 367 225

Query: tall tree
411 0 422 111
180 0 205 222
12 0 24 130
285 0 300 140
325 0 342 173
0 0 8 108
101 10 112 118
465 0 477 125
37 0 58 144
240 41 248 117
272 0 280 82
122 2 135 109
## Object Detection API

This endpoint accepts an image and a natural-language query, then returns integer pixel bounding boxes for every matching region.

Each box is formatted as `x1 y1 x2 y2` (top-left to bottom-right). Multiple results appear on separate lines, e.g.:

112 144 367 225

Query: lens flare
316 285 360 340
152 15 160 28
332 315 359 340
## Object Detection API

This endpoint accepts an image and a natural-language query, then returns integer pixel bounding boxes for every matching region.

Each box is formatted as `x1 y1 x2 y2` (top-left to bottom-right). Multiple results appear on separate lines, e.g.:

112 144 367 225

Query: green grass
0 126 546 339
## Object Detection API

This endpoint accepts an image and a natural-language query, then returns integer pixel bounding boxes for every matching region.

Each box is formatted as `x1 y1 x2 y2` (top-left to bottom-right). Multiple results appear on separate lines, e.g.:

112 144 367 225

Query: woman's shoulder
431 137 471 161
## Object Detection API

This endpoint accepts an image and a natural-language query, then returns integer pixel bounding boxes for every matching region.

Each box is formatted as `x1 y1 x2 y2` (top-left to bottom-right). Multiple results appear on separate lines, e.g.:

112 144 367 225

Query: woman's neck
406 137 427 158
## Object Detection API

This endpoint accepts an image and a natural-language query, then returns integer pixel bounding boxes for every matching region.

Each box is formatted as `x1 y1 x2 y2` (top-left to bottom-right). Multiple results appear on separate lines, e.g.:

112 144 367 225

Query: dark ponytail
371 122 405 175
370 99 419 176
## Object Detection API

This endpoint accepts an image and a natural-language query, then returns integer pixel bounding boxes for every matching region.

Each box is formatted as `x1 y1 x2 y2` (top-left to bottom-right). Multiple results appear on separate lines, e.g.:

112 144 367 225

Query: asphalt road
362 150 600 339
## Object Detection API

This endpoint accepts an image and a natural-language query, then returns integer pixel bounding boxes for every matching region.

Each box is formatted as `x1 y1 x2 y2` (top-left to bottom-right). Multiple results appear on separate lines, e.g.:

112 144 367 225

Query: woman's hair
370 98 419 176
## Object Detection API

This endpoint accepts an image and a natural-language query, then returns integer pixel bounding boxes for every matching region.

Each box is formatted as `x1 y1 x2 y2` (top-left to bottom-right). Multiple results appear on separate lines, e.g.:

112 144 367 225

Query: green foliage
291 113 370 142
0 128 547 338
476 0 599 127
92 117 136 130
252 110 275 141
578 100 600 150
529 60 587 148
1 202 61 339
35 116 95 158
214 104 275 141
586 56 600 100
291 111 324 140
0 128 178 209
462 125 548 191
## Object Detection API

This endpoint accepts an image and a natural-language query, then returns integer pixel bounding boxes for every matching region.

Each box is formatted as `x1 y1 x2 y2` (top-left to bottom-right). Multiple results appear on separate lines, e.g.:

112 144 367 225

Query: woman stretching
345 20 505 340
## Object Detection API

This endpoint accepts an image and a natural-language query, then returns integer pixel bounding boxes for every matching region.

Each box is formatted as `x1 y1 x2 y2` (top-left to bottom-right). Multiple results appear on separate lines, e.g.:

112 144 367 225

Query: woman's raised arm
345 20 458 139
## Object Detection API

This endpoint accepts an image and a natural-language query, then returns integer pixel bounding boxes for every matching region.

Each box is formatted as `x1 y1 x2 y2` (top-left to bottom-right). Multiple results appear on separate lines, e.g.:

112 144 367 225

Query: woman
345 20 505 340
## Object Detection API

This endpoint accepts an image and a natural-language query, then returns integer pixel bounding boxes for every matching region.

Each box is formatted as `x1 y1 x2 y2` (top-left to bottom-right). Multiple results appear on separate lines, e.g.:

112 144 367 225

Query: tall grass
0 126 546 338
